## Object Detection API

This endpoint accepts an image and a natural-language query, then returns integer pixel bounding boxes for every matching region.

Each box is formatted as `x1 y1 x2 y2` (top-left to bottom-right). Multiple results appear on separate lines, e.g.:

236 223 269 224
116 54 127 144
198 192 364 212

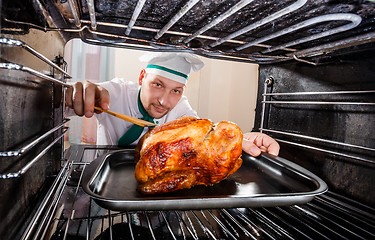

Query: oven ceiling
2 0 375 64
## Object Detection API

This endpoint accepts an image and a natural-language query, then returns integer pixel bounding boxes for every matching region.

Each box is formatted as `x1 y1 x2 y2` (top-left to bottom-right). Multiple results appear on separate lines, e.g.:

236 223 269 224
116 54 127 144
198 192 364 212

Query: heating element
2 0 375 64
19 145 374 240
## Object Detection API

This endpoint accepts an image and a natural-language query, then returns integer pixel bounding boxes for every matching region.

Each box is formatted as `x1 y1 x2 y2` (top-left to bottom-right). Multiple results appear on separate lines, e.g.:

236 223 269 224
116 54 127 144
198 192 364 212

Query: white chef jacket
95 78 198 145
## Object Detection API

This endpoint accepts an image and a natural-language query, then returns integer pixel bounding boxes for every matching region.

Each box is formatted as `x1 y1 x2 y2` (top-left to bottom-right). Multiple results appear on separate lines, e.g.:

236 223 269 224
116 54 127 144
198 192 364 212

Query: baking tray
81 148 327 211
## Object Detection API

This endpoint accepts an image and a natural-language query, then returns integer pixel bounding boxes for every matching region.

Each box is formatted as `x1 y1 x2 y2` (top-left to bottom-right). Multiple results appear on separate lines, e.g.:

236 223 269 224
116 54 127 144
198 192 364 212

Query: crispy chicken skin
134 116 243 195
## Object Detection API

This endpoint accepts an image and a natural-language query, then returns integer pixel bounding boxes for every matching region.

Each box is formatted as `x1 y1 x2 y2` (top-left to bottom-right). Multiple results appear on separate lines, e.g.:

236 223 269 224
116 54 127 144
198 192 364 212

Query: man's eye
153 83 162 87
173 89 181 94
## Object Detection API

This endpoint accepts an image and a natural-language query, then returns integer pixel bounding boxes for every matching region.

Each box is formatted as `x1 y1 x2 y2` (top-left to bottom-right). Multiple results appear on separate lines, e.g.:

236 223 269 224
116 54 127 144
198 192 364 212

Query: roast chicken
134 116 243 195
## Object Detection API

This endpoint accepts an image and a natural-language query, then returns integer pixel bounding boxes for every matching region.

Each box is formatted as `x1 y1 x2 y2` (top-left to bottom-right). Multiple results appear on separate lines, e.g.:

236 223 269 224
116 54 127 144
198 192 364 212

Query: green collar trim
137 88 153 122
116 89 154 146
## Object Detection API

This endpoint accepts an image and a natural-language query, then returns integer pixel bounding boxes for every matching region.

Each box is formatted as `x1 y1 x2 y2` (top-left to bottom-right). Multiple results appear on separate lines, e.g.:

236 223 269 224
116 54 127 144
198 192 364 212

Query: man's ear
139 69 146 85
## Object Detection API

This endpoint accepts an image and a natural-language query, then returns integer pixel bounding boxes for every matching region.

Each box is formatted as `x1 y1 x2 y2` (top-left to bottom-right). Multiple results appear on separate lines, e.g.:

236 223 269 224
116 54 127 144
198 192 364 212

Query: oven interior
1 0 375 239
2 0 375 64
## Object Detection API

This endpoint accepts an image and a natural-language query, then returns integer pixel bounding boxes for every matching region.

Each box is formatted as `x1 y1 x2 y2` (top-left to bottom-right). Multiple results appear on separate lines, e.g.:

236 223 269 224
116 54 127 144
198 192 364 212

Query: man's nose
158 91 169 105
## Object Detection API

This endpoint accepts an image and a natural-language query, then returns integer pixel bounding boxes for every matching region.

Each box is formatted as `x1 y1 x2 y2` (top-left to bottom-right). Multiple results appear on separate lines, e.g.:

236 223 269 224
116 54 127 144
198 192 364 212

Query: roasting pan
81 148 327 211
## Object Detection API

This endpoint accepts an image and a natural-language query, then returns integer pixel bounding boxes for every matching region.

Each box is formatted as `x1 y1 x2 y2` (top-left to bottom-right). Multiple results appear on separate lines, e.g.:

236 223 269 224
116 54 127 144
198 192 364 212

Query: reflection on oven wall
0 28 66 239
254 50 375 206
64 39 259 145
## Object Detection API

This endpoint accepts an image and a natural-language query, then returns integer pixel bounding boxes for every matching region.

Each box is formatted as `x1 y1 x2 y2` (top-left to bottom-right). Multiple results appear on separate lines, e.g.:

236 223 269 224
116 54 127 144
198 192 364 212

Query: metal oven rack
259 77 375 165
0 38 72 79
22 145 375 240
0 37 71 178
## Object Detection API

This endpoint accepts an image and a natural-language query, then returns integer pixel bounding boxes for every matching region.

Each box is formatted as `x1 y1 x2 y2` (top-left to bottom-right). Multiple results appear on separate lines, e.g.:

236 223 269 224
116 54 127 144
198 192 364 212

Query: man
65 52 279 156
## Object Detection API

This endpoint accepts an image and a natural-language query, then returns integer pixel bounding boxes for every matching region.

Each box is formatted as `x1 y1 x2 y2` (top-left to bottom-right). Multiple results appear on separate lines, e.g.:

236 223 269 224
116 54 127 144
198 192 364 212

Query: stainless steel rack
259 80 375 165
0 122 69 179
29 145 375 240
0 62 71 87
0 37 71 179
0 120 69 158
0 37 71 87
0 129 68 179
22 160 73 240
0 38 72 79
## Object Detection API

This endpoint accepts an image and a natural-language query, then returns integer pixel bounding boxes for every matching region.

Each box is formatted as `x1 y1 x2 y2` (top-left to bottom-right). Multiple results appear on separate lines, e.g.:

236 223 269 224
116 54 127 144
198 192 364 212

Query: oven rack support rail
4 0 374 65
0 37 71 87
0 121 69 179
259 78 375 165
0 38 72 79
0 62 71 87
0 35 72 178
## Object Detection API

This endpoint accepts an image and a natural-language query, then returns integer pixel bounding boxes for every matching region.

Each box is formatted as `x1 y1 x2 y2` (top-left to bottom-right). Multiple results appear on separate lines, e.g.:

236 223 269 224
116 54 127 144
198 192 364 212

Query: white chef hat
139 52 204 85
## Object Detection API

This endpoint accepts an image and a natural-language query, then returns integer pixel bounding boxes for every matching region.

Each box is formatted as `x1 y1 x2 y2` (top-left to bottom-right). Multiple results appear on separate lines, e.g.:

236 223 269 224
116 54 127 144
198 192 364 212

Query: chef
65 52 279 157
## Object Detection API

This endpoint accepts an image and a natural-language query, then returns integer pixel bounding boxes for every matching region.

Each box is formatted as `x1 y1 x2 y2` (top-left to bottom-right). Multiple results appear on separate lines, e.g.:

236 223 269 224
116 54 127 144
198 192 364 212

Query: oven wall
254 51 375 207
0 29 65 239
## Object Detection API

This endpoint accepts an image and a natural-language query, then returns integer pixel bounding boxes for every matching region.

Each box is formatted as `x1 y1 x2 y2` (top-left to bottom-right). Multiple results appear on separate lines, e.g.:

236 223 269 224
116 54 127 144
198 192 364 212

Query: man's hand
65 81 110 118
242 132 280 157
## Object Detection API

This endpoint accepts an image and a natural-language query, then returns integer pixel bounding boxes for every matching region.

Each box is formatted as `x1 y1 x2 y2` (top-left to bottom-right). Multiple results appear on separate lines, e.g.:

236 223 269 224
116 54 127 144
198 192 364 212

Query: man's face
139 70 185 119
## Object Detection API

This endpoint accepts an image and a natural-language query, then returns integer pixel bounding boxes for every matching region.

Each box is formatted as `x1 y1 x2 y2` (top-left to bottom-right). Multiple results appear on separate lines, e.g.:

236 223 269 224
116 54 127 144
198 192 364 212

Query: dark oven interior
1 0 375 239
